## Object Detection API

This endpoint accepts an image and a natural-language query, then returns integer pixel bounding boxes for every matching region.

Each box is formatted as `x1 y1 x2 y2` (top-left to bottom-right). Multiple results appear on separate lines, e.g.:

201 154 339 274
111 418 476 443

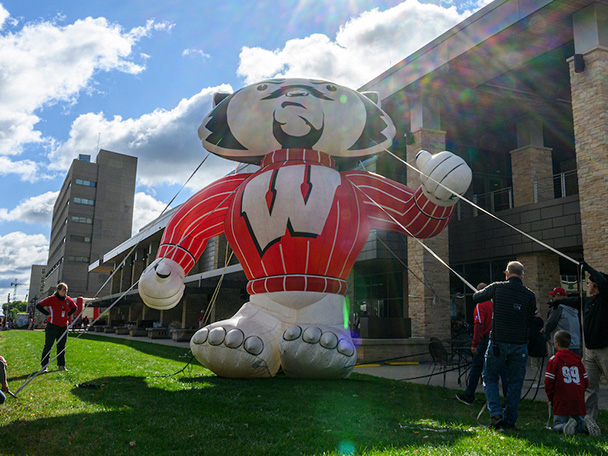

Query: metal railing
533 170 579 202
456 187 513 219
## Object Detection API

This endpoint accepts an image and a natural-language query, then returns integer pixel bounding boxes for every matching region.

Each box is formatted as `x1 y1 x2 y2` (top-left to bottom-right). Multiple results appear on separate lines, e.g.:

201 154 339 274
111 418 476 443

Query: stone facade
406 128 451 339
516 252 560 317
510 145 554 206
570 47 608 272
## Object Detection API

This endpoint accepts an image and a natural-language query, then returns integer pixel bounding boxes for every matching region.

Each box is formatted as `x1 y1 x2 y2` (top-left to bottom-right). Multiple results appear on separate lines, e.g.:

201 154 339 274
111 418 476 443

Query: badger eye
257 84 268 91
326 85 337 92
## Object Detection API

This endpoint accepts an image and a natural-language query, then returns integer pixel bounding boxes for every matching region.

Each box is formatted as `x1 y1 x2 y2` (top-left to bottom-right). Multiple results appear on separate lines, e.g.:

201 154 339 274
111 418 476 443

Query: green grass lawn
1 331 606 455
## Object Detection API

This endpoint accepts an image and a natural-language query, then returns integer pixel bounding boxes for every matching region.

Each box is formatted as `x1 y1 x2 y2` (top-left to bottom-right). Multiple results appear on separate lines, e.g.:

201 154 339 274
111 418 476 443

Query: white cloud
0 10 172 156
237 0 470 87
0 231 49 301
0 191 58 225
0 4 9 29
132 192 168 234
182 48 210 60
0 156 54 182
50 84 237 189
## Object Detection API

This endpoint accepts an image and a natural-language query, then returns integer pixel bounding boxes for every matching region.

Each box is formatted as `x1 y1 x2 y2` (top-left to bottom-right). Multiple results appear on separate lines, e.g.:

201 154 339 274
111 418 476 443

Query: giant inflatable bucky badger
138 78 472 378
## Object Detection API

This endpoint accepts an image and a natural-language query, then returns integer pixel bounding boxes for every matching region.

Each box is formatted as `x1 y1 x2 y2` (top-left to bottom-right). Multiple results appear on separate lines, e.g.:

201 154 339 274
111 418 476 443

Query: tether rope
385 149 580 266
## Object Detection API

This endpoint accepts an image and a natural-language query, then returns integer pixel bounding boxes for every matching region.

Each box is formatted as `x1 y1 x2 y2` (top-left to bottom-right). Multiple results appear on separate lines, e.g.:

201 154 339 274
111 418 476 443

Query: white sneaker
563 418 577 435
585 415 601 436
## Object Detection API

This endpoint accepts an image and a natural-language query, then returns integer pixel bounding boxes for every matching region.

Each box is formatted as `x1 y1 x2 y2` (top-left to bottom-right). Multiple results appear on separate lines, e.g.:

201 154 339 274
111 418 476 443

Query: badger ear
213 92 231 107
361 91 379 106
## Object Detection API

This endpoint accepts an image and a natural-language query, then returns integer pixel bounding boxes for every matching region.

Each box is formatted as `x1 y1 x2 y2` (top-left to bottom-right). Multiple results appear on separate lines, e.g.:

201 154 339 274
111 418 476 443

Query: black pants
41 323 68 368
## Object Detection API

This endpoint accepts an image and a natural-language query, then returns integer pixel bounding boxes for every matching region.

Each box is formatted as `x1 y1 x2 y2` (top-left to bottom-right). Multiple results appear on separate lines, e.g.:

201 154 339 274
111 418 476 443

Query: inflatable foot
190 303 283 378
279 325 356 379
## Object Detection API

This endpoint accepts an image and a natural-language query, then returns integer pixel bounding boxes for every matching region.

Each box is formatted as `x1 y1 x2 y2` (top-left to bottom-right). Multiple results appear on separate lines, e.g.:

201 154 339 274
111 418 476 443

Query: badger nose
286 89 308 97
155 261 171 279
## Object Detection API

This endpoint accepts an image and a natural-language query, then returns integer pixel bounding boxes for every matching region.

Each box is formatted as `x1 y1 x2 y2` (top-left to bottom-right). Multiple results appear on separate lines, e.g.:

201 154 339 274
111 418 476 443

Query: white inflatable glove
138 258 185 310
415 150 472 207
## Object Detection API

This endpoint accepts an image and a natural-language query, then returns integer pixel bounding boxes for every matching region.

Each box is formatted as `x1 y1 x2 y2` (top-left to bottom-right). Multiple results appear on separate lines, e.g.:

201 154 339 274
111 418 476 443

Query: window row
72 216 93 224
74 197 94 206
70 235 91 243
75 178 96 187
67 256 90 263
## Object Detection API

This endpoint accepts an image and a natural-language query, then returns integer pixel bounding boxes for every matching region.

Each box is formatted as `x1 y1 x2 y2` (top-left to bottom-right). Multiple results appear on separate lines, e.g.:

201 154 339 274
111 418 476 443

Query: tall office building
44 149 137 298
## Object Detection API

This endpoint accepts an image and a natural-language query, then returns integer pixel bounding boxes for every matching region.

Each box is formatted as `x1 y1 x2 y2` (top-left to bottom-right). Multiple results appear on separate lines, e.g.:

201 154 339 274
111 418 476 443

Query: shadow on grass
3 373 606 456
75 332 194 363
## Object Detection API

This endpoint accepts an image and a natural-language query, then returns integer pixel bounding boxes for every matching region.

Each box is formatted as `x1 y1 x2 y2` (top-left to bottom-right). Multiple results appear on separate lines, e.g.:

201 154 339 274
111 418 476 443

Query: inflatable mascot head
198 78 396 163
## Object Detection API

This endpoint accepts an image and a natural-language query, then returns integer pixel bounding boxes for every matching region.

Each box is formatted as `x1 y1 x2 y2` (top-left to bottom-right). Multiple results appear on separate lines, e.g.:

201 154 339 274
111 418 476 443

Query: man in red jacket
456 283 508 406
545 330 600 435
36 283 77 372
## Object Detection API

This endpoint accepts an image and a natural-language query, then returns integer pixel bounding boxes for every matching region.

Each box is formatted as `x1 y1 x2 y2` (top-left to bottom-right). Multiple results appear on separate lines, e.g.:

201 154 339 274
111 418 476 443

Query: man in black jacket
474 261 536 430
581 262 608 422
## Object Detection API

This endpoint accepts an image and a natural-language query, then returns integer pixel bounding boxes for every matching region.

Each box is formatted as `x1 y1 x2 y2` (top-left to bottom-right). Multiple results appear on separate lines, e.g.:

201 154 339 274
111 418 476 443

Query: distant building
44 149 137 298
27 264 46 318
28 264 46 303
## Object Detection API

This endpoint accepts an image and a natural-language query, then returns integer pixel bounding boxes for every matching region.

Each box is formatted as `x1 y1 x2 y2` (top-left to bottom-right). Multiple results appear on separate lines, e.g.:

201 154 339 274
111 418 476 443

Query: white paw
190 303 284 378
138 258 185 310
416 150 472 207
279 325 356 379
193 326 264 355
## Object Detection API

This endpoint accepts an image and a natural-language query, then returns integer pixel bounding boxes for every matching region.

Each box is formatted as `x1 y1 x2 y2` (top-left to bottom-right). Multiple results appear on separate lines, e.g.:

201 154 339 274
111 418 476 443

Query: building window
75 178 96 187
67 256 90 263
74 197 95 206
71 216 93 224
70 235 92 243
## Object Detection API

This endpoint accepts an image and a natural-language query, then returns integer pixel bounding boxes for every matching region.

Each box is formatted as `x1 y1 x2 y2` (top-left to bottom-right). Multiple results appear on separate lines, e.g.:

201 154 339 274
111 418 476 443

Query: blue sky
0 0 490 300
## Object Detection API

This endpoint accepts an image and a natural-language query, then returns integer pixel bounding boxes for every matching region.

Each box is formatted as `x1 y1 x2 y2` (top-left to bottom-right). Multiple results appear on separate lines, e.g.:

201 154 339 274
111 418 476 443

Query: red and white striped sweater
157 149 454 295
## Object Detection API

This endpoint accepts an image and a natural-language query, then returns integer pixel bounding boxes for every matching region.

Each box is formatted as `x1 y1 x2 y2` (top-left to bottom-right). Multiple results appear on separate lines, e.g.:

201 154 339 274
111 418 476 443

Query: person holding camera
473 261 536 431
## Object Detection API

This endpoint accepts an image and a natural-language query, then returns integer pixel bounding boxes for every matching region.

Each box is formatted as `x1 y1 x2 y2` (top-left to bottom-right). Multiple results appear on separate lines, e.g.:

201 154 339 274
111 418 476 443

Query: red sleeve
37 296 53 307
344 171 454 239
68 297 77 311
544 357 556 402
158 173 248 274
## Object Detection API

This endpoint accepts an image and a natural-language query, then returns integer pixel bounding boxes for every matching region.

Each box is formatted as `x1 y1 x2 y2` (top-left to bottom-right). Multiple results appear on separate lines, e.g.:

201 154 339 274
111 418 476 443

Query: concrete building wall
45 150 137 298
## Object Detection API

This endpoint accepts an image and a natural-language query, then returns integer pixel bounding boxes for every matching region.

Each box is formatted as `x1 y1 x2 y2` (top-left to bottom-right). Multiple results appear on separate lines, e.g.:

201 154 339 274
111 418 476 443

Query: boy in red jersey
36 283 77 372
545 330 600 435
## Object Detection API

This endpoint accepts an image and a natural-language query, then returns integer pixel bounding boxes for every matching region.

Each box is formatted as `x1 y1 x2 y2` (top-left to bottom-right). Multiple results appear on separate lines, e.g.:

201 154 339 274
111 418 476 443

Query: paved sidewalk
83 331 607 411
353 360 608 411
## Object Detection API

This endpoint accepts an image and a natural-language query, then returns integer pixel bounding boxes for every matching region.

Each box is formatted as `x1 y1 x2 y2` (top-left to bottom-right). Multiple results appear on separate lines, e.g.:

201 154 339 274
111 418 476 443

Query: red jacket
544 349 588 416
37 294 77 327
472 300 493 348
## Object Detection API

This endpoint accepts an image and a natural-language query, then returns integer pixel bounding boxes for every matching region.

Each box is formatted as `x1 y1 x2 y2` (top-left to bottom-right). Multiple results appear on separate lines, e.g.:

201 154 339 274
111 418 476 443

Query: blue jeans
483 341 528 425
553 415 586 433
463 336 508 401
